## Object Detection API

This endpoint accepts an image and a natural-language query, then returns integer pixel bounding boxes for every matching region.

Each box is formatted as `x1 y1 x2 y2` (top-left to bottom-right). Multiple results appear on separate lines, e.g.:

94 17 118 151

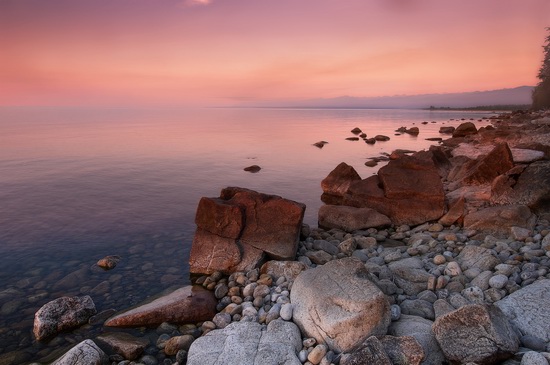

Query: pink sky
1 0 549 106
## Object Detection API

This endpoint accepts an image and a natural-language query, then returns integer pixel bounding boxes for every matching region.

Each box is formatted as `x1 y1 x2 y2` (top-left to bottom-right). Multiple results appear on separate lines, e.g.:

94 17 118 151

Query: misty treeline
532 27 550 110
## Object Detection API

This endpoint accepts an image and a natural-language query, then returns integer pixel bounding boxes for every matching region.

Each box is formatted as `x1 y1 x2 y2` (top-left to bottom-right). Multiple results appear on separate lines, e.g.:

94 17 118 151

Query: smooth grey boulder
33 296 96 341
432 304 519 365
51 339 108 365
187 319 302 365
388 257 432 296
455 245 500 272
495 279 550 342
291 257 390 353
95 332 149 360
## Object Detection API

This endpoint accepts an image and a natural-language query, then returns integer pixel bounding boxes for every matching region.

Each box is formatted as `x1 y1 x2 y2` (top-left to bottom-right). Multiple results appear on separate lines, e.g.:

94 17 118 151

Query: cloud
183 0 212 6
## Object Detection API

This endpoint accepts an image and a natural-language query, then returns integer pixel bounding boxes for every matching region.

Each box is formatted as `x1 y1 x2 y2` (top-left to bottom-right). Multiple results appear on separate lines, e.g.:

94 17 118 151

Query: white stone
280 303 293 321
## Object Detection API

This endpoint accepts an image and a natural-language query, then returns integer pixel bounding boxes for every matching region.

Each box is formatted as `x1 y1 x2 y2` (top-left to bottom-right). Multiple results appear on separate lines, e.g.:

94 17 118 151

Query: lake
0 106 493 361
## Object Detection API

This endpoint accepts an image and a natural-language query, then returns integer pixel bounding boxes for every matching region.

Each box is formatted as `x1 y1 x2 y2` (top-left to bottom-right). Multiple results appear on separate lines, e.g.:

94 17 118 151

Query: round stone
433 255 446 265
488 274 508 289
444 261 462 276
308 344 327 365
390 304 401 321
280 303 293 321
521 351 548 365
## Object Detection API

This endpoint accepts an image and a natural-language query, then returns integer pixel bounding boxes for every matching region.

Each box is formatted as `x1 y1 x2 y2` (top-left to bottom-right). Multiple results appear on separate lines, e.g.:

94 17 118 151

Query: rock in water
452 122 477 138
187 319 302 365
291 257 390 353
33 295 96 341
321 162 362 198
432 304 519 364
104 286 216 327
244 165 261 173
51 339 108 365
495 279 550 342
97 255 121 270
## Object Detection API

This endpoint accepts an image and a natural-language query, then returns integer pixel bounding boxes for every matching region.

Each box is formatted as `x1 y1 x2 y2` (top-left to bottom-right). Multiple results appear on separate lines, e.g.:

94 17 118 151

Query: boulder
378 335 425 365
33 296 96 341
455 245 500 272
190 187 305 274
339 336 392 365
463 205 536 238
96 255 121 270
456 143 515 186
104 286 216 327
95 332 149 360
432 304 519 364
321 162 362 197
439 126 455 134
452 122 478 138
318 205 391 232
187 319 302 365
343 155 445 226
291 257 390 353
388 315 445 365
260 260 308 282
495 279 550 342
388 257 432 296
51 339 108 365
438 196 465 226
502 161 550 214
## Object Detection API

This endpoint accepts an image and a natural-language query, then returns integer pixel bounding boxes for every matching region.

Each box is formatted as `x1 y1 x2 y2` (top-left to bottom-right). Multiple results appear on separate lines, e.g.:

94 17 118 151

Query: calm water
0 107 493 361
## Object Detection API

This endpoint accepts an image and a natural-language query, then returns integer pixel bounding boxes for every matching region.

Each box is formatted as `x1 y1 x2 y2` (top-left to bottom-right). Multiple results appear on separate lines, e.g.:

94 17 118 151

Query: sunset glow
1 0 549 106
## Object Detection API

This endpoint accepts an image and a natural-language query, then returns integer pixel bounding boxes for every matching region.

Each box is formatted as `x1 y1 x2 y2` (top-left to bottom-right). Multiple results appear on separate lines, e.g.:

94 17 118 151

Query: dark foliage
533 28 550 110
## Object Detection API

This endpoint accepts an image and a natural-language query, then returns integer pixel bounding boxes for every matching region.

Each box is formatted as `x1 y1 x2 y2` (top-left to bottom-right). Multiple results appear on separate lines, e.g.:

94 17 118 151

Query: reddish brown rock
96 332 149 360
461 143 514 185
438 196 465 226
378 335 425 365
340 336 392 365
195 197 244 239
321 162 362 197
463 205 536 238
104 286 216 327
189 228 242 275
97 255 121 270
452 122 478 138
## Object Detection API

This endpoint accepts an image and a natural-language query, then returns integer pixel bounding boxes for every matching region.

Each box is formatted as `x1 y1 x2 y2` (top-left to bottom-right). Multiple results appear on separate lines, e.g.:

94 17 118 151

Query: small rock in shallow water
97 255 121 270
244 165 261 173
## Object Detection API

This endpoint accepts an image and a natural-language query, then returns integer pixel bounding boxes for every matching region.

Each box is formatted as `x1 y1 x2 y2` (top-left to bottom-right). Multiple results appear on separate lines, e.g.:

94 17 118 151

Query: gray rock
51 339 108 365
489 274 509 289
433 299 455 318
291 257 390 353
280 303 293 321
456 245 500 272
432 304 519 364
388 314 445 365
187 319 302 365
400 299 435 320
33 295 96 341
495 279 550 342
521 351 549 365
312 240 339 255
388 257 432 295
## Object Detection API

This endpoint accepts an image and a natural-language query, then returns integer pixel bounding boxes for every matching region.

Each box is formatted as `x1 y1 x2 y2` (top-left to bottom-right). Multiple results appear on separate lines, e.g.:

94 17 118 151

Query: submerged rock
51 339 108 365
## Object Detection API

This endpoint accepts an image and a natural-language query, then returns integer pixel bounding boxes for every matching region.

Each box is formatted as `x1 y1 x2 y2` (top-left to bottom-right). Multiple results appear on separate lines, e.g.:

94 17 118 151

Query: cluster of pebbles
124 216 550 365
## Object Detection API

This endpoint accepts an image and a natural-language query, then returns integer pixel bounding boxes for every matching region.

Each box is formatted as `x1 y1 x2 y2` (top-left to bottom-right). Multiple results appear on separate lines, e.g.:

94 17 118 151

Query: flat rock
96 332 149 360
104 285 216 327
187 319 302 365
318 205 391 232
291 257 390 352
321 162 362 197
463 204 536 238
388 257 433 296
456 245 500 272
495 279 550 342
33 295 96 341
51 339 108 365
432 304 519 364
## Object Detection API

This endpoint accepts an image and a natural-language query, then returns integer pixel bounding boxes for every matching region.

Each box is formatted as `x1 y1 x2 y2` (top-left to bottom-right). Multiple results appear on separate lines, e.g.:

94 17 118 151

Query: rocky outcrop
463 204 536 238
432 304 519 364
33 296 96 341
452 143 514 186
318 205 391 232
104 286 216 327
51 339 108 365
190 187 306 274
96 332 149 360
495 279 550 342
321 162 362 199
187 319 302 365
291 257 390 353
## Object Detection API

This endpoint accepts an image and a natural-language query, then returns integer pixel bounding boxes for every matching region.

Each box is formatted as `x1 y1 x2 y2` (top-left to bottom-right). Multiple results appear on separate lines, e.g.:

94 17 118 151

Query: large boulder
388 257 432 296
187 319 302 365
321 162 362 198
105 286 216 327
318 205 391 232
388 315 445 365
463 204 536 238
495 279 550 342
291 257 390 353
33 296 96 341
51 339 108 365
451 143 514 186
432 304 519 365
190 187 306 274
452 122 478 138
343 156 445 226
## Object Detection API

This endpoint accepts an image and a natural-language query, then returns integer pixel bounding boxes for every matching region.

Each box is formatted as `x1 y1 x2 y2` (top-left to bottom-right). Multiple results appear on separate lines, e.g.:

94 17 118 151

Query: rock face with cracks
290 257 391 353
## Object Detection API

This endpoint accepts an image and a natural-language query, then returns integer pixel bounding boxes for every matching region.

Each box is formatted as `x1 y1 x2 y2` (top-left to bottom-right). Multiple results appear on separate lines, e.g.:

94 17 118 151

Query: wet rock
97 255 121 270
318 205 391 232
33 295 97 341
244 165 261 173
321 162 362 198
51 339 108 365
105 286 216 327
313 141 328 148
96 332 149 360
452 122 478 138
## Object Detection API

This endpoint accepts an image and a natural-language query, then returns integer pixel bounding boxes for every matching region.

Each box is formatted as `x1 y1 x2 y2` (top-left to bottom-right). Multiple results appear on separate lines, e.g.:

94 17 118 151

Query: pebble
308 344 327 365
521 351 549 365
280 303 293 321
489 274 509 289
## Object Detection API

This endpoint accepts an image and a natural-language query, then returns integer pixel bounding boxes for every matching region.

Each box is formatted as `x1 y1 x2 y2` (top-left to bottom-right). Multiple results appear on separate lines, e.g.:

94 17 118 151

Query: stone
195 197 244 239
388 315 445 365
521 351 549 365
189 228 245 275
388 257 432 296
495 279 550 342
503 161 550 214
378 335 425 365
96 332 149 360
308 344 327 365
187 319 302 365
459 143 515 186
305 250 333 265
339 336 392 365
452 122 478 138
96 255 121 270
244 165 261 173
105 286 216 327
439 196 465 226
33 295 96 341
51 339 108 365
432 304 519 364
439 126 455 134
456 245 500 272
260 260 308 282
489 274 508 289
164 335 195 355
400 299 435 320
291 257 390 353
280 303 293 321
321 162 362 197
318 205 391 232
464 205 536 238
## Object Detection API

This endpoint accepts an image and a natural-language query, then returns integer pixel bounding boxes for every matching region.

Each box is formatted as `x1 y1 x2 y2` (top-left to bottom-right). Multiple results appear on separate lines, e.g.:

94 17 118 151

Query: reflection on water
0 106 492 359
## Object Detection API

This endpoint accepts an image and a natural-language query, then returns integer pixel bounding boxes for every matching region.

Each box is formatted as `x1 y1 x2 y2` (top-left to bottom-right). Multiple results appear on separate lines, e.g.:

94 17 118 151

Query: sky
1 0 549 107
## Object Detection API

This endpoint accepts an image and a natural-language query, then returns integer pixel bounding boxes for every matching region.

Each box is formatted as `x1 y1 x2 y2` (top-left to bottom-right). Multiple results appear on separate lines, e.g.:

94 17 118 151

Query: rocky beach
5 109 550 365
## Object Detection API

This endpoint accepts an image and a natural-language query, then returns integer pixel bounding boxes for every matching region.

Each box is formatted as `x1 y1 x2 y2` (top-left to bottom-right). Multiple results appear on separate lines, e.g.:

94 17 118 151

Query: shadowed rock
51 339 108 365
318 205 391 232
